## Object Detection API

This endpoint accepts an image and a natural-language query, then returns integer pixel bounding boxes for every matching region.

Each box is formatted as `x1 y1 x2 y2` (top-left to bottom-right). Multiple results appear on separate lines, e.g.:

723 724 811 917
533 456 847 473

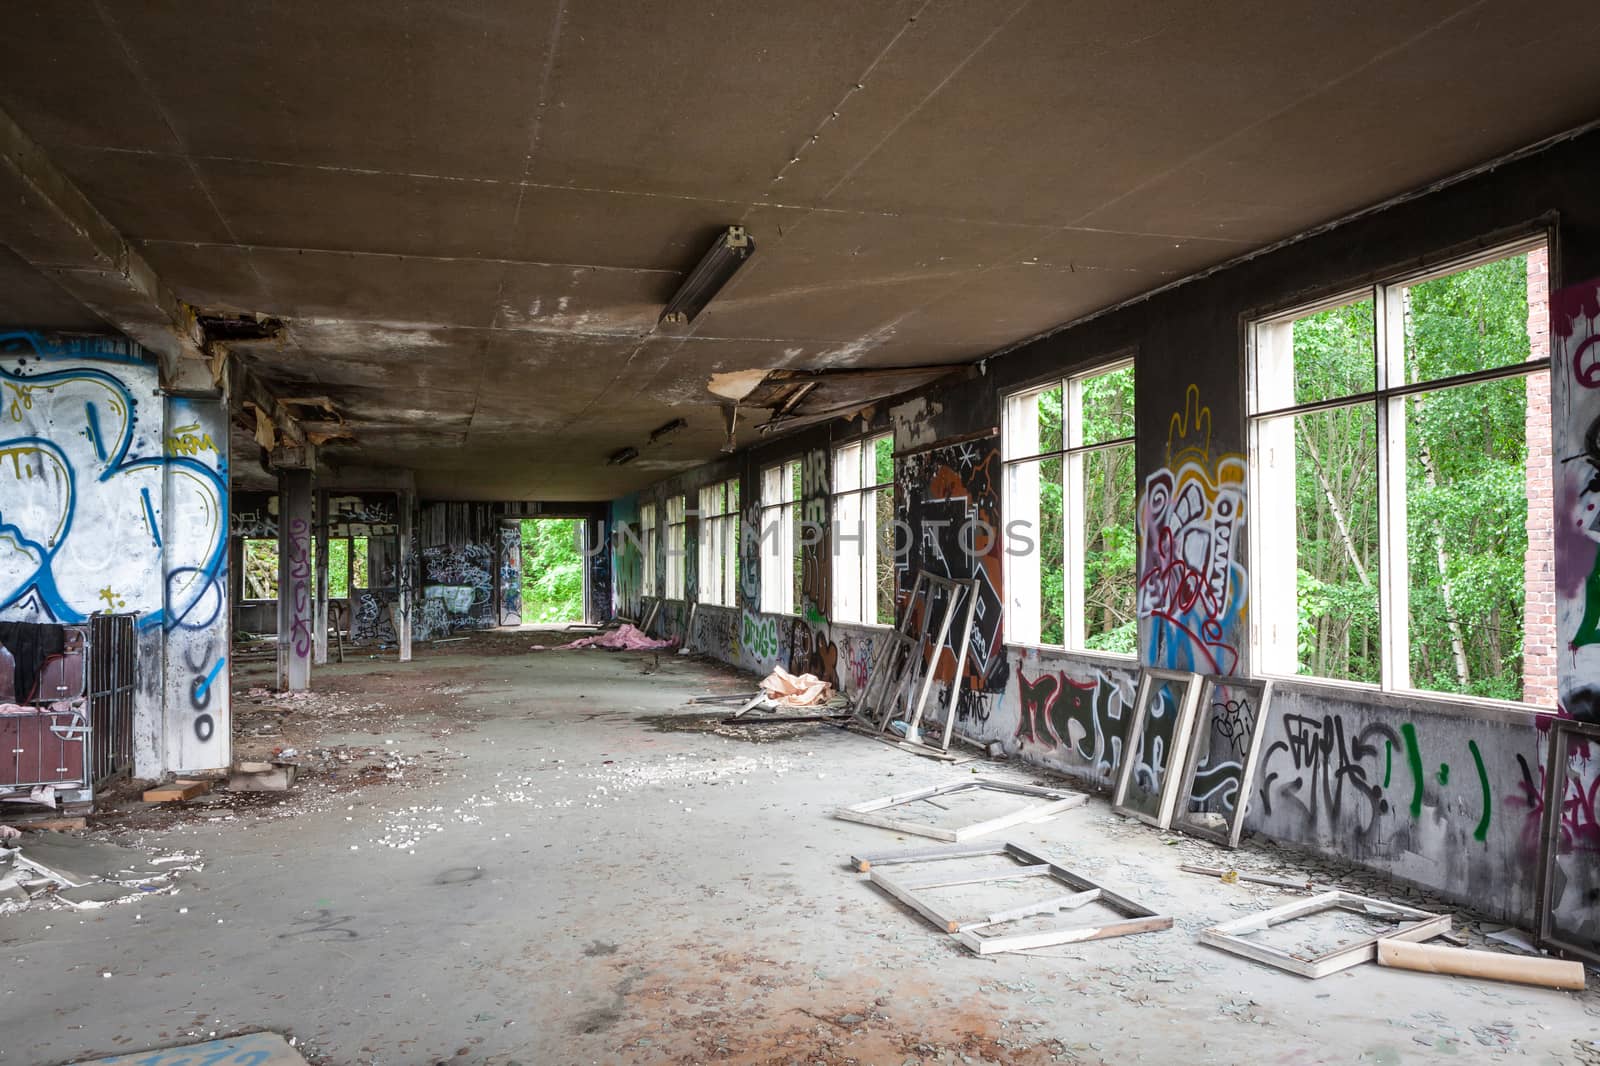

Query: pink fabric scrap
550 624 679 652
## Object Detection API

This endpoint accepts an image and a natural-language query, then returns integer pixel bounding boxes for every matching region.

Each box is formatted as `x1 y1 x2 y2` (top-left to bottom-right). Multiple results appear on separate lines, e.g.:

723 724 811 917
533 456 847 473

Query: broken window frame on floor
1198 889 1452 978
1170 676 1274 848
832 777 1087 842
1533 717 1600 966
851 571 979 754
1111 668 1202 829
850 840 1172 955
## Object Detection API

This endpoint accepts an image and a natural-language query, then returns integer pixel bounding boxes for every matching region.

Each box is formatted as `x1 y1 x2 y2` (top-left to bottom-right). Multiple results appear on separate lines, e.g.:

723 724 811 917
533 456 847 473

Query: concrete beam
0 101 209 381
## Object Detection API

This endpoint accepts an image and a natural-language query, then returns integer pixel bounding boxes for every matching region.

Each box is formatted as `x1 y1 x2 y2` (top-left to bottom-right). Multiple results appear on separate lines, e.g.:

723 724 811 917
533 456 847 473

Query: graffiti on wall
0 337 227 632
1 334 230 771
1553 278 1600 722
587 517 611 624
350 587 398 645
418 543 495 639
498 524 522 626
1182 681 1262 817
1013 664 1136 784
741 610 779 663
1138 384 1246 675
895 438 1009 723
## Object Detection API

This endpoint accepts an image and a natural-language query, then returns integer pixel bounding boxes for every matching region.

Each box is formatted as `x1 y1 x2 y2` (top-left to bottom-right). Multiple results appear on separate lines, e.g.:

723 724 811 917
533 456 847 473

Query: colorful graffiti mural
895 437 1009 723
1137 384 1246 675
2 333 230 773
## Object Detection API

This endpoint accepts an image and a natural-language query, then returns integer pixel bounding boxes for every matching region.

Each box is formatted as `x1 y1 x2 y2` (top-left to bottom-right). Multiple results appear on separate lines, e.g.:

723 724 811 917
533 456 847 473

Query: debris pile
0 829 200 914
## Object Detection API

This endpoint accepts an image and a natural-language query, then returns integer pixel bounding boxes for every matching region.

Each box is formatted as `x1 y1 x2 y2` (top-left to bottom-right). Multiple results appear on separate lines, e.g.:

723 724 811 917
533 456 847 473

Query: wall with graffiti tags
891 425 1009 733
1 333 230 775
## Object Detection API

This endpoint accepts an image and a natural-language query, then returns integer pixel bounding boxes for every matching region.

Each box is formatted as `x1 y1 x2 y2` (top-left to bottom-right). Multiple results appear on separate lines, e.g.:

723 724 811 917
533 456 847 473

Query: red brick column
1523 245 1556 707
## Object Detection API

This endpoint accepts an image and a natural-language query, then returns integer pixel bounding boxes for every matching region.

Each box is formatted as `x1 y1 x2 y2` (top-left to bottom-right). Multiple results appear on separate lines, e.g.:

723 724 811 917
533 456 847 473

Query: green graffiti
1401 723 1424 818
1384 741 1392 788
1469 739 1491 842
1437 763 1450 786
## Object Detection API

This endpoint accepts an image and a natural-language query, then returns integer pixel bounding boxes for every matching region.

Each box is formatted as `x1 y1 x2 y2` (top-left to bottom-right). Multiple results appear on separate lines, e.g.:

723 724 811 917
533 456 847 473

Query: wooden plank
143 779 212 803
1179 863 1317 892
851 840 1007 872
1376 938 1586 990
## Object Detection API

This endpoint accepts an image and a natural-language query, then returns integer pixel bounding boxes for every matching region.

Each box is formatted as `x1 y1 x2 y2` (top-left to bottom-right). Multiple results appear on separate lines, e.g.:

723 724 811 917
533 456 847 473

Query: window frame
665 495 688 599
831 432 895 626
640 501 658 598
696 477 739 607
759 459 801 616
1001 355 1137 654
1245 234 1552 706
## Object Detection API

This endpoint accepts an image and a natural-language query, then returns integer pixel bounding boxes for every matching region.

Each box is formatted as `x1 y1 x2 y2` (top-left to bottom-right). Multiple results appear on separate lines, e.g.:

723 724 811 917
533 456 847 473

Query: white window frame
665 495 687 599
760 460 800 616
832 433 895 626
1247 235 1550 701
640 502 658 598
697 478 739 607
1001 358 1136 651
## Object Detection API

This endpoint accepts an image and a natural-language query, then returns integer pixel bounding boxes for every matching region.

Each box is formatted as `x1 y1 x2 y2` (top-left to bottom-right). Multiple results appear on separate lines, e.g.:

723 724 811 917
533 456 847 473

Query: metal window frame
1533 717 1600 966
1170 676 1275 849
832 778 1087 842
1111 668 1203 829
1199 890 1451 978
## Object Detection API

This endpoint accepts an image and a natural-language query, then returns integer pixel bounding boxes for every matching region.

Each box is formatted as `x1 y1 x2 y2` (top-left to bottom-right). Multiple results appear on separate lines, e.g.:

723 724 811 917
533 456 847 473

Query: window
832 434 896 625
697 478 740 606
242 539 279 600
640 502 658 597
665 495 687 599
1003 360 1137 652
1249 238 1551 704
325 537 370 598
760 460 802 615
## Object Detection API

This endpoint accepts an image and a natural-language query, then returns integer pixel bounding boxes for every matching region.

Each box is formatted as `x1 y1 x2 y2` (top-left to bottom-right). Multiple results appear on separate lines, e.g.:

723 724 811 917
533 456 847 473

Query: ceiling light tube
659 225 754 326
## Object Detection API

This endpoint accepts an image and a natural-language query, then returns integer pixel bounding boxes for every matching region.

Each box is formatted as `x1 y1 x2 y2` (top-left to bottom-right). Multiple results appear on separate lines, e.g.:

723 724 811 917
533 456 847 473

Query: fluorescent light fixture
648 418 687 444
659 225 754 326
607 446 638 466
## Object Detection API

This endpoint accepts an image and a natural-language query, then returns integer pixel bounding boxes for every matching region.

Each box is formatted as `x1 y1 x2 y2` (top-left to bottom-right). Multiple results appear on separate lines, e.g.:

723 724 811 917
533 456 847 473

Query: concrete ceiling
1 0 1597 499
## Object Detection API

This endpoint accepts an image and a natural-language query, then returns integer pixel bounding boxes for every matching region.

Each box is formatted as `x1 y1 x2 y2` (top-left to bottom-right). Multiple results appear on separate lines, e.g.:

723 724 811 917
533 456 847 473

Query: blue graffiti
1 343 227 631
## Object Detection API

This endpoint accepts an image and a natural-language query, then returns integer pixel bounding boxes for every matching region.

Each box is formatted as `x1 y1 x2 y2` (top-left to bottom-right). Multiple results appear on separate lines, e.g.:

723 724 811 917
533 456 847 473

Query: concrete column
277 469 314 691
398 491 414 663
314 488 330 665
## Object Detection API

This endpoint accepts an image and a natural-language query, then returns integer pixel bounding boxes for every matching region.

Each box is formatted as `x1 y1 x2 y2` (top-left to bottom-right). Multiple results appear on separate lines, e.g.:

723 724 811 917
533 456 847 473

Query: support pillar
277 468 314 691
314 488 329 665
398 491 414 663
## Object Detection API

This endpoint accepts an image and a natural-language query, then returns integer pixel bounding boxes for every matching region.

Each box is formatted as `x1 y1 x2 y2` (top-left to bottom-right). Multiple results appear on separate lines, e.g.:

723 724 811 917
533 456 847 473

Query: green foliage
1030 364 1136 647
520 518 584 623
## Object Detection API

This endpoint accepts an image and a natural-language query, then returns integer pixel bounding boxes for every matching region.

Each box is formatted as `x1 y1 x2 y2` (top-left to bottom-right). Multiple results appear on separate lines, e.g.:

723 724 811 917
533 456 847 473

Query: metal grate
88 613 135 786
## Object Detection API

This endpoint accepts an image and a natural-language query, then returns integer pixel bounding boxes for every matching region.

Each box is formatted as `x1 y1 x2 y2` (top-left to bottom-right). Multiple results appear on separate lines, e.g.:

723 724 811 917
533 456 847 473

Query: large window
760 460 802 615
1249 238 1551 704
833 434 895 625
1003 360 1137 652
326 537 370 598
697 478 739 606
665 495 687 599
640 502 658 597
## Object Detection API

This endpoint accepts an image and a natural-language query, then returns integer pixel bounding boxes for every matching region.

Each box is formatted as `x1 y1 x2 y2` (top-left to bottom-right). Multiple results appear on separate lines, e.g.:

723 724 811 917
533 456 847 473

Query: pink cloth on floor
550 624 679 652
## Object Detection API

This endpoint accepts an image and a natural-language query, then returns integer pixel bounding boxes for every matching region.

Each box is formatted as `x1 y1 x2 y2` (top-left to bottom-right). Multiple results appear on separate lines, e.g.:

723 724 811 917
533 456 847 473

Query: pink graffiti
289 517 313 658
1512 723 1600 859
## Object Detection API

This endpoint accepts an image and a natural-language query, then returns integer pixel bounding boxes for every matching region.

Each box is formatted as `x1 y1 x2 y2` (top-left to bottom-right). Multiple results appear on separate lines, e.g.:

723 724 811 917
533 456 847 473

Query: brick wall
1523 244 1556 707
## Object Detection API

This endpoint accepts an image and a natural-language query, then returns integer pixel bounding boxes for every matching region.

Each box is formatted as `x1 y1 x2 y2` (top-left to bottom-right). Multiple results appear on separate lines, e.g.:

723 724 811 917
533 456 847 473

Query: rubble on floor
0 829 200 914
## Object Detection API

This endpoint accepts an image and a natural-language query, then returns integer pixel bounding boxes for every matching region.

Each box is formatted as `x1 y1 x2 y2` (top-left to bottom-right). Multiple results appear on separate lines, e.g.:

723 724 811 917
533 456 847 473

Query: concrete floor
4 630 1597 1066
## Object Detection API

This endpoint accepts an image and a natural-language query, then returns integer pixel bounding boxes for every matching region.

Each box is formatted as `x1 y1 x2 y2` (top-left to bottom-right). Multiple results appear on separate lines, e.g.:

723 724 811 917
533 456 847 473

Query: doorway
519 518 584 624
